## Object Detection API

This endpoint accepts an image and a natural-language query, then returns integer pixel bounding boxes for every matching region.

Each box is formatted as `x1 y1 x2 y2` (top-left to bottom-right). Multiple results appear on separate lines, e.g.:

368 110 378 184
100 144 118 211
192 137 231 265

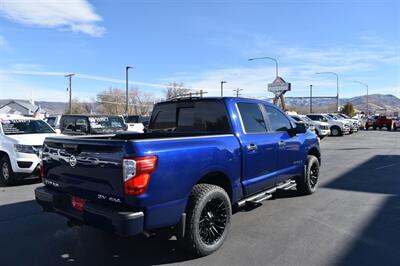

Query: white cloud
166 34 400 98
0 0 105 37
0 35 7 48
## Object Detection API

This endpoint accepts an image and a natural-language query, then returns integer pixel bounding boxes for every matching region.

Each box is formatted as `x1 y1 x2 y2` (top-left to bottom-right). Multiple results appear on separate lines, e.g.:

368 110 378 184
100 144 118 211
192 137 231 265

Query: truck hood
6 133 60 145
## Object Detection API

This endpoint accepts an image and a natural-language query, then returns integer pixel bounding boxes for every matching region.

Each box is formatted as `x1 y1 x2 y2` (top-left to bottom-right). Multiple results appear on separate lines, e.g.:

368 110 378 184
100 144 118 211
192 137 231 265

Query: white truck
306 114 351 136
298 115 330 139
0 114 58 185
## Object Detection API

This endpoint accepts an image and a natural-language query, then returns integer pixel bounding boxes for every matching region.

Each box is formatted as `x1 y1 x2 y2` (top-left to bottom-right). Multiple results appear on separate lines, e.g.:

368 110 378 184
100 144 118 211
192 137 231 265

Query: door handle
278 140 286 148
247 143 258 151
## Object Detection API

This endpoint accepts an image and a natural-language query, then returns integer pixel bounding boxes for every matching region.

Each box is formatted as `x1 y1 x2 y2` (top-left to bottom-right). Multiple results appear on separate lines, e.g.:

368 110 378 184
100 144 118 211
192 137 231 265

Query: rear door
237 102 280 195
263 105 303 183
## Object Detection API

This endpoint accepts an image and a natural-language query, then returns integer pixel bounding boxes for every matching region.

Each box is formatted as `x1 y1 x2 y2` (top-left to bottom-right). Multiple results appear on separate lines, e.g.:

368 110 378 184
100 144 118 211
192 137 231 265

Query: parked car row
287 112 360 138
1 114 149 185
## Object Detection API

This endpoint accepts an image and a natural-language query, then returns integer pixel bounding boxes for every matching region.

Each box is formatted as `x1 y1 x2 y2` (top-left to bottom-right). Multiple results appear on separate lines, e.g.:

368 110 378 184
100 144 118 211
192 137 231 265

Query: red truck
365 116 393 131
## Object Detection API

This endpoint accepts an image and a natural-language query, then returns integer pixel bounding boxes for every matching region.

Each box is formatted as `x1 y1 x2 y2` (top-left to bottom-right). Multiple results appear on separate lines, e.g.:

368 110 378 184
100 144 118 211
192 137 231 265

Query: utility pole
316 72 339 112
310 85 313 113
220 81 227 97
353 81 369 116
65 73 75 114
233 88 243 97
125 66 133 115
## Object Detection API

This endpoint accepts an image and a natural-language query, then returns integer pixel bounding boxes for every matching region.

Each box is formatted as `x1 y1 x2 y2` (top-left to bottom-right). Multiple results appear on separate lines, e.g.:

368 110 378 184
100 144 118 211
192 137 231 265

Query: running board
237 180 297 207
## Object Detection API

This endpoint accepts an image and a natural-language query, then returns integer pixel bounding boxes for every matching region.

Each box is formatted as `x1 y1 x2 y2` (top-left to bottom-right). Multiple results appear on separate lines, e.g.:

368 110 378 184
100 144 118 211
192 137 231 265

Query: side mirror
55 129 61 134
288 122 306 136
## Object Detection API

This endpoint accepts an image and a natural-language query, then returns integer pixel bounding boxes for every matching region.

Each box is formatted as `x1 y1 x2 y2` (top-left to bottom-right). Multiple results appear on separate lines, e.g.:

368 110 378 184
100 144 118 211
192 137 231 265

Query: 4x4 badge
69 155 77 167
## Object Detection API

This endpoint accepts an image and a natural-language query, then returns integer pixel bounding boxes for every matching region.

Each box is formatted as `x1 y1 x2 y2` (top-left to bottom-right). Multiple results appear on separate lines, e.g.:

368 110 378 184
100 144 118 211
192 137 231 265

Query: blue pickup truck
35 97 321 256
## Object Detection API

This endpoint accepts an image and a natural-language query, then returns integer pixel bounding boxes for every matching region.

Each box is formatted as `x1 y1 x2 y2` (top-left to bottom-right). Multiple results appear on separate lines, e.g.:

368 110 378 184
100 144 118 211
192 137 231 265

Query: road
1 130 399 266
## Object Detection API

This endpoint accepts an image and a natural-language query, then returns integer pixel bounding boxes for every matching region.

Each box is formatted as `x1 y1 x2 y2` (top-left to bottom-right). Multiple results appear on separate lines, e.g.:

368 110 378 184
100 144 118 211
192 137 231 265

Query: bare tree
96 87 156 116
65 98 90 114
165 82 191 99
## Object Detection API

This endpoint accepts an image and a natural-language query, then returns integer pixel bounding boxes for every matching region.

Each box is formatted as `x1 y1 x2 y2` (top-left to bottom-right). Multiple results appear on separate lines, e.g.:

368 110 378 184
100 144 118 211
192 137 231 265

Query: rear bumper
35 186 144 236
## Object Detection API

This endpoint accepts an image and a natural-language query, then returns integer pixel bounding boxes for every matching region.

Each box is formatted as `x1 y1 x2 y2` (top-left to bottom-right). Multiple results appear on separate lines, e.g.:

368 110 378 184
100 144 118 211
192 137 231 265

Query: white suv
0 115 58 185
306 114 351 136
299 115 330 139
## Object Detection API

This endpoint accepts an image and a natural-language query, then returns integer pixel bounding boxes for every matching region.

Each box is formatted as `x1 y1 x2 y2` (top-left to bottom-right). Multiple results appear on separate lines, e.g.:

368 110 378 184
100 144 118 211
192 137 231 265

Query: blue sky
0 0 399 102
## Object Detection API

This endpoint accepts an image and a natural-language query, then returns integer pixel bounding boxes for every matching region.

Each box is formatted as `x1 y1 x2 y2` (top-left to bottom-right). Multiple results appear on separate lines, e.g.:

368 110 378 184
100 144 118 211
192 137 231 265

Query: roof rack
167 90 208 101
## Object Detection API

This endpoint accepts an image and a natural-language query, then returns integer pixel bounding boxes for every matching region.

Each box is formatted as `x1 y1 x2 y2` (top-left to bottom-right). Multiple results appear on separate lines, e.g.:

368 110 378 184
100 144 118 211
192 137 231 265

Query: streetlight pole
233 88 243 97
125 66 133 115
65 73 75 114
353 81 369 115
248 56 279 77
316 72 339 112
220 81 227 97
310 85 313 113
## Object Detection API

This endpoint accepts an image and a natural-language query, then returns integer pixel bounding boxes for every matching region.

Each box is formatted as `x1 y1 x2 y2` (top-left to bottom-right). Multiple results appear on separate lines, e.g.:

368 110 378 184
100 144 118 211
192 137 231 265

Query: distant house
0 100 45 118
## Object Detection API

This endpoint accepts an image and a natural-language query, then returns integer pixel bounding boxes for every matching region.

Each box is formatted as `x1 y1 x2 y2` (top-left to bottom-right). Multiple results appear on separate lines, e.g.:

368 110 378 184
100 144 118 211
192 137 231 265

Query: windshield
300 116 313 122
88 116 126 129
290 116 302 122
1 119 55 135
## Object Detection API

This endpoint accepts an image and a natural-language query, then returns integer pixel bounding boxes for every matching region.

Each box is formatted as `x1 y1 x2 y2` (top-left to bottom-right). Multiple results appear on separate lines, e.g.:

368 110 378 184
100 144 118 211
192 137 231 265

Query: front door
263 105 303 183
236 102 280 195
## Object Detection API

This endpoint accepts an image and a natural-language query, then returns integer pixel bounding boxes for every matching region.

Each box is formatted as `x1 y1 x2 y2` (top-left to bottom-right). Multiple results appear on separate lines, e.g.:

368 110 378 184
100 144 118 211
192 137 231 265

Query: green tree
341 102 355 117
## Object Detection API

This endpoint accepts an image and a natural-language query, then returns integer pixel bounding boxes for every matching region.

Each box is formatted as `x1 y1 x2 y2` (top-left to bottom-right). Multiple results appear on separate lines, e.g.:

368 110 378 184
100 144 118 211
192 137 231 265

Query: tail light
123 156 158 196
39 151 45 178
39 165 45 178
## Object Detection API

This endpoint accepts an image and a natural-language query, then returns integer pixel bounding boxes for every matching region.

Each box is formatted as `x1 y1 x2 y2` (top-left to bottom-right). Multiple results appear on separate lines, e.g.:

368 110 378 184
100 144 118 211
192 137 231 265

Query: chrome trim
130 134 235 143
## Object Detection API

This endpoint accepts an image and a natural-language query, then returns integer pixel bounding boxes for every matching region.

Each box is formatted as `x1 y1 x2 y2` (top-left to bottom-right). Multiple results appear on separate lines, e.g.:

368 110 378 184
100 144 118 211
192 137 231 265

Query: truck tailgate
42 137 128 207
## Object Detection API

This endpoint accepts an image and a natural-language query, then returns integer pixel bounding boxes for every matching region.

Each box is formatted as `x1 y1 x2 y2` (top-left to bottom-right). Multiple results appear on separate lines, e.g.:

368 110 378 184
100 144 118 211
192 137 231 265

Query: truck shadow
0 199 197 266
322 155 400 266
1 155 399 265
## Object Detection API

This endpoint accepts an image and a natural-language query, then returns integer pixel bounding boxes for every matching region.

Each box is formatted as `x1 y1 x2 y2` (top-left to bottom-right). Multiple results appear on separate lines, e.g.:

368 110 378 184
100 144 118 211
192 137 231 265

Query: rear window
149 100 231 133
124 115 140 123
89 116 125 129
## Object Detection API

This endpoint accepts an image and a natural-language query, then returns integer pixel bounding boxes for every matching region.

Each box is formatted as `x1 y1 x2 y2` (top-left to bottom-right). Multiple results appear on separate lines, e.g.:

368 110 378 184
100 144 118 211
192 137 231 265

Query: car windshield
290 116 302 122
88 116 125 129
1 119 55 135
300 116 313 122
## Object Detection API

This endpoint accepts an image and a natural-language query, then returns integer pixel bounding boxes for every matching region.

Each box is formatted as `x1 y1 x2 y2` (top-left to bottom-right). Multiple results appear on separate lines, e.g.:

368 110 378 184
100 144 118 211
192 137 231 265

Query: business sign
268 77 291 94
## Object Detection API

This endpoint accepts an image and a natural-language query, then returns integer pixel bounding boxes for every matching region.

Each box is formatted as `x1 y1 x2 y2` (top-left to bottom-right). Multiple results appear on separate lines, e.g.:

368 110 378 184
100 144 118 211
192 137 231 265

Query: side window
237 103 267 133
75 118 88 133
263 105 292 132
62 118 75 132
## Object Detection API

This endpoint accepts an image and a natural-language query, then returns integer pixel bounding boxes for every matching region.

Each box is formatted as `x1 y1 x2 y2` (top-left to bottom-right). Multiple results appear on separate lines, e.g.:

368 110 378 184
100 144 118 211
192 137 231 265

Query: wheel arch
308 147 321 165
196 171 233 202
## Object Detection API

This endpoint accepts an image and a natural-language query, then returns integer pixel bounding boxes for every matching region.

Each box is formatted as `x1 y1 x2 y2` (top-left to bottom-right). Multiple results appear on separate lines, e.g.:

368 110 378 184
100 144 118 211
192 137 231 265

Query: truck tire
330 126 342 136
183 184 231 256
0 156 16 186
296 155 320 195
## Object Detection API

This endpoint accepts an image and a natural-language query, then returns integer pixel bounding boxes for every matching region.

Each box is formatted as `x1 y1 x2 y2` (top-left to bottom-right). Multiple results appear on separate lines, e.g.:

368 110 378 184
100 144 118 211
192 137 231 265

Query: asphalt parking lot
1 130 399 266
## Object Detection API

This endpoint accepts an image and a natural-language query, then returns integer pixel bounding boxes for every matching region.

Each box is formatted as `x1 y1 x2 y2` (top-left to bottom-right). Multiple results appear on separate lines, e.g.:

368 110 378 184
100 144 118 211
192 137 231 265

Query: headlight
14 144 35 154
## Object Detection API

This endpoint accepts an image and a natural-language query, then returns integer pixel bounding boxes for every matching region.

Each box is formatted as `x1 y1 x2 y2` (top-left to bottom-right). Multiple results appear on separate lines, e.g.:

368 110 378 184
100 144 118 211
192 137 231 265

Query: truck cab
36 97 321 256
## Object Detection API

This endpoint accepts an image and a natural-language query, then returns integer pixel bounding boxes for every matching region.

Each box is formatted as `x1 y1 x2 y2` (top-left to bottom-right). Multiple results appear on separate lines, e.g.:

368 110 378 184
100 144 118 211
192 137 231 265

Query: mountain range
1 94 399 115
